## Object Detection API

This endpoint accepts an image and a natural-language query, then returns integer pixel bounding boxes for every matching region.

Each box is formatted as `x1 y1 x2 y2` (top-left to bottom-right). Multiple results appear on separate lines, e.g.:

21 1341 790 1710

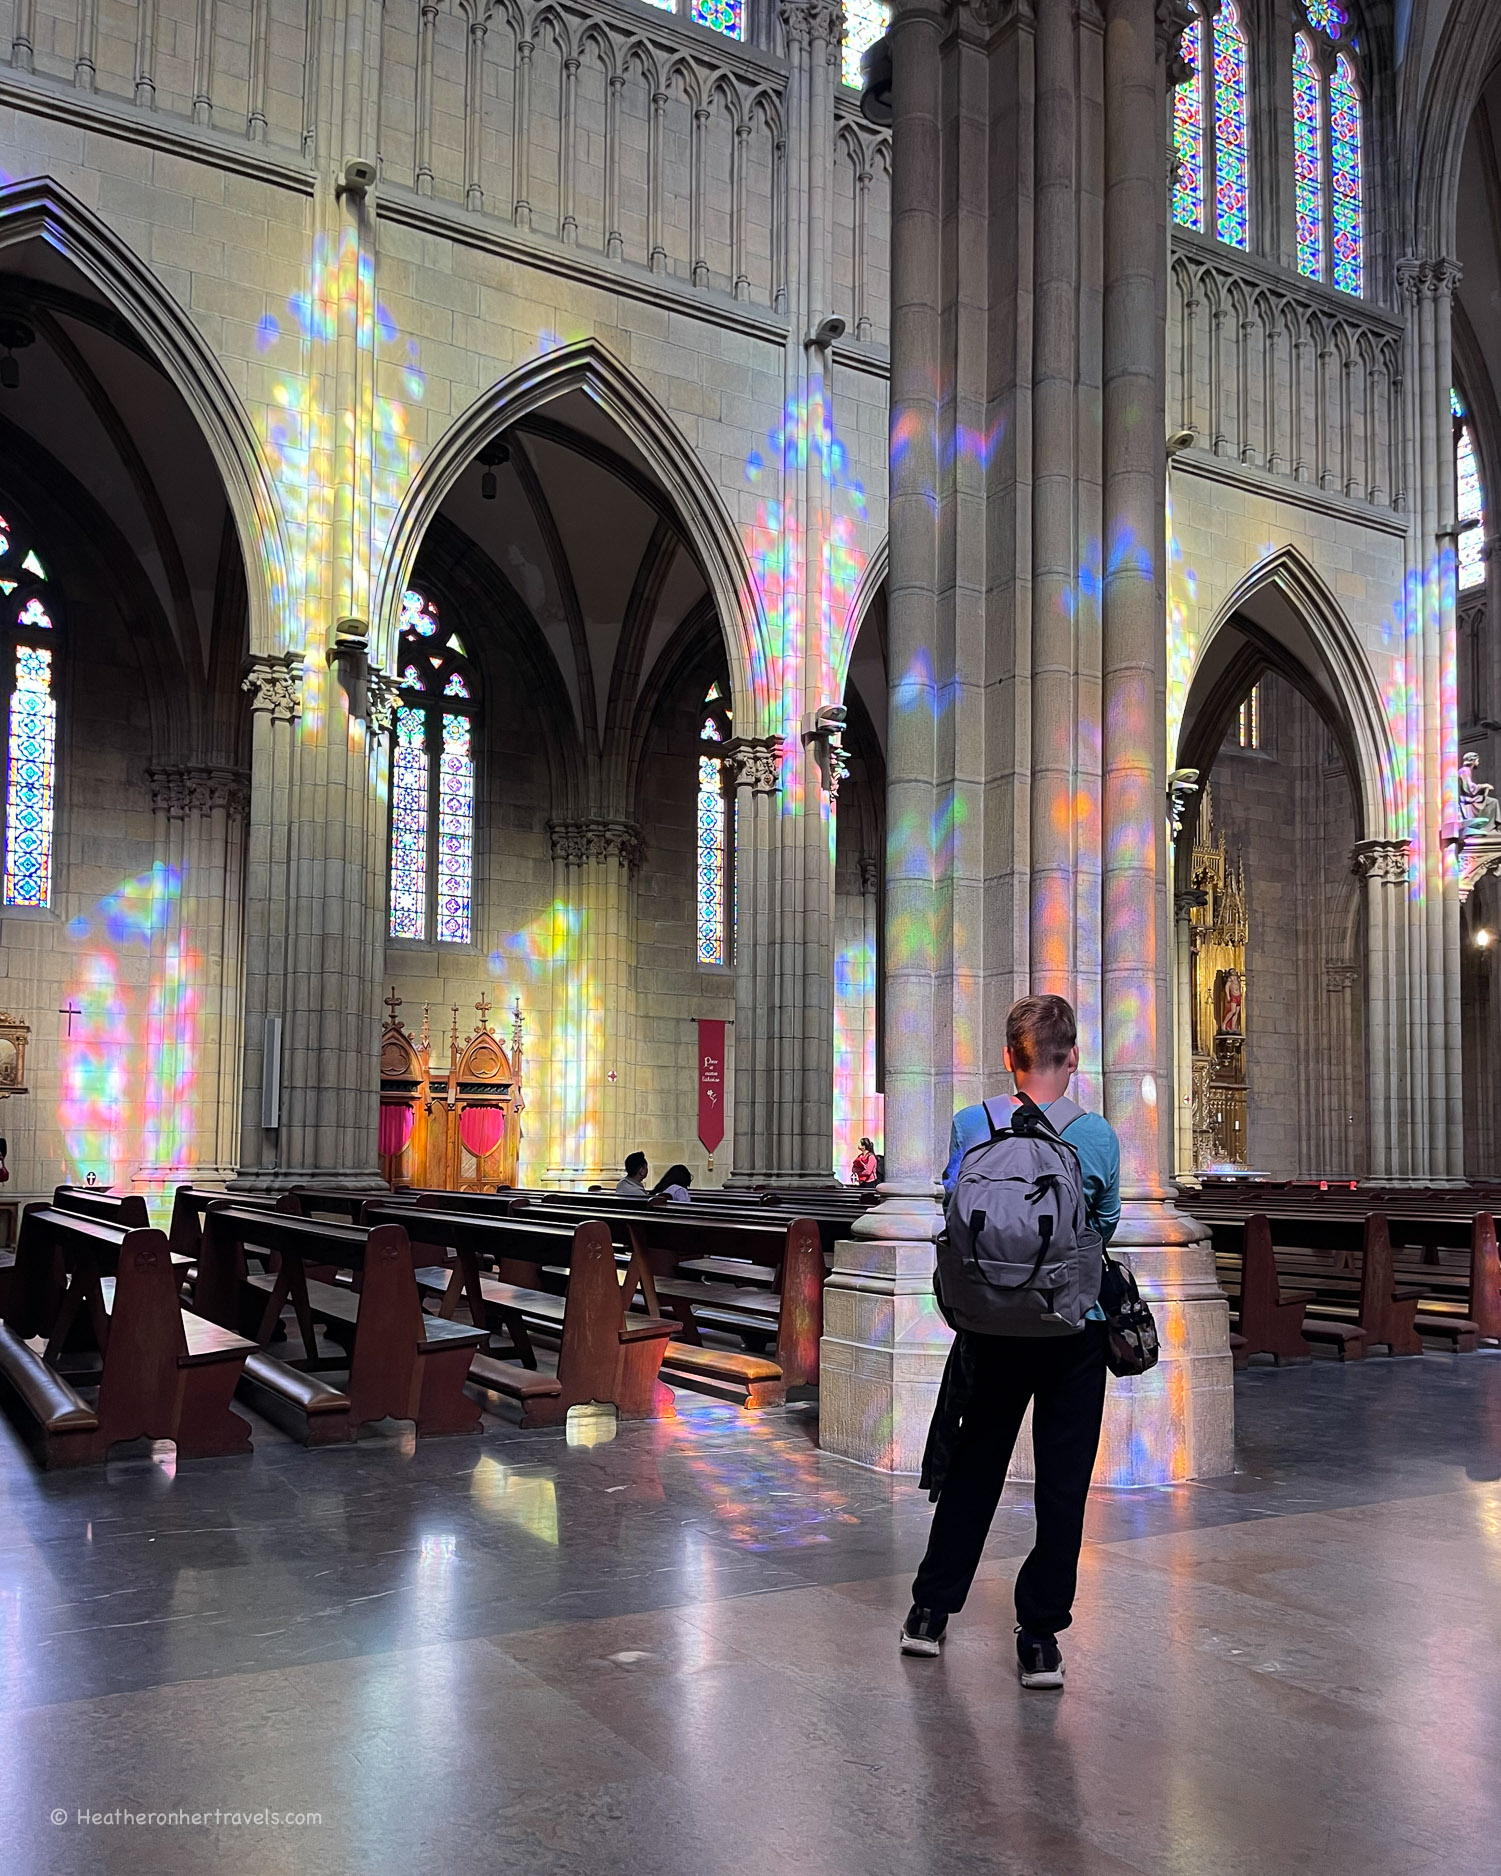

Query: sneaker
1015 1625 1065 1690
899 1605 947 1657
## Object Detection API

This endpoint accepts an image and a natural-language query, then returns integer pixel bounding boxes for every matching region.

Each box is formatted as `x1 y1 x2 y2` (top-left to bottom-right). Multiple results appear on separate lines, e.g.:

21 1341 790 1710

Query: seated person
650 1163 693 1203
615 1152 650 1198
851 1136 879 1185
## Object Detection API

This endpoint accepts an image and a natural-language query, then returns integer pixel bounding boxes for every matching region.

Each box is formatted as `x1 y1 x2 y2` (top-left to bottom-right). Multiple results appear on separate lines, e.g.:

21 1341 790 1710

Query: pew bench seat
0 1322 100 1465
676 1256 779 1287
658 1341 786 1409
236 1349 355 1445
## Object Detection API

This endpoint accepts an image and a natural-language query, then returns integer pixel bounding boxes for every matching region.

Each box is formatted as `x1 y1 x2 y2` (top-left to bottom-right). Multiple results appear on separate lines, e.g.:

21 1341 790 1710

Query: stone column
235 651 388 1187
821 0 952 1472
723 0 845 1190
821 0 1232 1480
1093 0 1231 1482
543 817 642 1186
138 764 249 1187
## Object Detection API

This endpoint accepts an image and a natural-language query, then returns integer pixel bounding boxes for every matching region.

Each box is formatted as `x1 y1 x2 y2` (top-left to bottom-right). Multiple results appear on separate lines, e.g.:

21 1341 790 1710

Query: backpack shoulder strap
1044 1095 1086 1133
980 1097 1014 1139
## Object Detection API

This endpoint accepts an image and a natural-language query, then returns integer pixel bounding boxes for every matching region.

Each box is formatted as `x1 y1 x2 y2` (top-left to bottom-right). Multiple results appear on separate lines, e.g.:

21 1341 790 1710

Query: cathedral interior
0 1 1498 1870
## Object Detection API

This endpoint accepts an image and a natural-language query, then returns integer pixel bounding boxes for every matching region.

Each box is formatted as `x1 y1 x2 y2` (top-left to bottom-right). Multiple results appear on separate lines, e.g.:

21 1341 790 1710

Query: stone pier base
819 1201 1235 1484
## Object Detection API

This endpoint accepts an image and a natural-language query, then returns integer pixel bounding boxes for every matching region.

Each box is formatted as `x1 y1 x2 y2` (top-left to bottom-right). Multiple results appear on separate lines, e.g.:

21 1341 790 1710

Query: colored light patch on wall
833 933 877 1180
257 233 424 733
59 867 201 1186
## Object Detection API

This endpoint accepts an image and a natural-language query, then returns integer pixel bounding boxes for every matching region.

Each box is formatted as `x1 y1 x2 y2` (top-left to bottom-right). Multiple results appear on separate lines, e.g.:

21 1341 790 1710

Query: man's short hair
624 1151 648 1179
1006 995 1078 1073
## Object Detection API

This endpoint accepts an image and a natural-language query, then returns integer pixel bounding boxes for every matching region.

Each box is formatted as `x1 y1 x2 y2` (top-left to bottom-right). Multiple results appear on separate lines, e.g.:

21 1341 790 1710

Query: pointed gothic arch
1175 544 1401 844
0 177 290 662
372 340 768 733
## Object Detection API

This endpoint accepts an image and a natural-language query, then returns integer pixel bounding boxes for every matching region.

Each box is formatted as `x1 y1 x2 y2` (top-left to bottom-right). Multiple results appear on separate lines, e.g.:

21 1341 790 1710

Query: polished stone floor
3 1354 1500 1875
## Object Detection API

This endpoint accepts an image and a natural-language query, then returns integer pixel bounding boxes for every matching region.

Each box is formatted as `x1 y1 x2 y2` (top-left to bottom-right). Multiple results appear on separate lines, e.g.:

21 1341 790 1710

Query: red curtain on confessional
379 1103 415 1157
459 1106 505 1158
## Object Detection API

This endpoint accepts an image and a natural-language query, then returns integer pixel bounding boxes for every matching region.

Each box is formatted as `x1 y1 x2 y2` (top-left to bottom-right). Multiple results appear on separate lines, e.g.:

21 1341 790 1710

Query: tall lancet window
1172 2 1250 251
842 0 890 90
1454 388 1488 592
0 509 59 909
388 587 477 945
697 683 733 968
1293 4 1365 296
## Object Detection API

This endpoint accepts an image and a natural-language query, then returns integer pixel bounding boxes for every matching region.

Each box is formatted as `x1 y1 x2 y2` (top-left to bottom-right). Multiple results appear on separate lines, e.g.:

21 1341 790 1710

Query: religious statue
1459 751 1501 837
1217 967 1244 1036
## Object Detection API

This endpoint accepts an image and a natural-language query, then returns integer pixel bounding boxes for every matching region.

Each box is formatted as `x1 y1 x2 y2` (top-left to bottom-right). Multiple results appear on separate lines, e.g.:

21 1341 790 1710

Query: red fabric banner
697 1019 726 1154
459 1105 506 1159
378 1103 414 1157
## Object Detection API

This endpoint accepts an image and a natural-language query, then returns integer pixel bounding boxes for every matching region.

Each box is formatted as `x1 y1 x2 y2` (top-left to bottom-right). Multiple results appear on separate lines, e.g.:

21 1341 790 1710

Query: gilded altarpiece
1187 793 1250 1171
379 993 524 1190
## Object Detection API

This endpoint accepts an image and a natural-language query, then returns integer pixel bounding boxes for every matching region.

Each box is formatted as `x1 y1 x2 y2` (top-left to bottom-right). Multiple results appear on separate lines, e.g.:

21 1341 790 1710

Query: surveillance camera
808 314 847 350
338 157 378 198
803 703 848 741
1167 427 1197 454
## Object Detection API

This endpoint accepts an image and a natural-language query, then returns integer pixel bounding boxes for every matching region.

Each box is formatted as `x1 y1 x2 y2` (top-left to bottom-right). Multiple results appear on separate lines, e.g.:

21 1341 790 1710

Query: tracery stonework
241 654 303 722
724 736 782 793
548 819 645 871
1350 838 1412 884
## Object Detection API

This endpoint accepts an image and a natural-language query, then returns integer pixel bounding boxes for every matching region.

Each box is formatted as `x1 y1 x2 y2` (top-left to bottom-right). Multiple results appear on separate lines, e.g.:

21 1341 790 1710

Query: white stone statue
1459 752 1501 838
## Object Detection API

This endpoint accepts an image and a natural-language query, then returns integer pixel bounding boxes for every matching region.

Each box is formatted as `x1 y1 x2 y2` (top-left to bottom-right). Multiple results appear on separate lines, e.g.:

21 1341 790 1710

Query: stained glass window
1454 389 1487 591
437 714 474 945
389 587 477 943
1173 8 1205 232
1238 682 1261 750
1304 0 1345 36
0 508 59 909
389 706 428 940
842 0 889 91
1329 53 1363 297
691 0 742 39
1213 3 1249 249
1294 34 1324 281
697 683 733 968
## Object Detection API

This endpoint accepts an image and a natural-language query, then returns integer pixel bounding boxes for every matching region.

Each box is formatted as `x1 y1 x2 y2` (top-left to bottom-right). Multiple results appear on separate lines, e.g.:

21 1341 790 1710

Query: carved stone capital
779 0 844 48
724 736 783 794
549 818 645 872
828 745 852 800
366 669 401 737
148 764 251 822
859 853 880 896
242 653 303 722
1351 838 1412 885
1325 961 1360 992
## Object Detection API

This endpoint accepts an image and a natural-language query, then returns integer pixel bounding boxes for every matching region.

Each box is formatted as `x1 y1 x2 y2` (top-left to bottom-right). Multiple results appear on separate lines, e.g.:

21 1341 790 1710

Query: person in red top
851 1137 879 1185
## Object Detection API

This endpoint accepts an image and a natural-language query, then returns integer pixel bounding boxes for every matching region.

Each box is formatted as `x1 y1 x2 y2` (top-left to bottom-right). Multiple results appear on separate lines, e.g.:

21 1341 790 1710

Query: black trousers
911 1323 1108 1636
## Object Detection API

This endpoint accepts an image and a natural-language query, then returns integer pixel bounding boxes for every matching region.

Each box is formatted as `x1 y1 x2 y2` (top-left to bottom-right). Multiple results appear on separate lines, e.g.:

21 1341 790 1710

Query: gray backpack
936 1094 1103 1337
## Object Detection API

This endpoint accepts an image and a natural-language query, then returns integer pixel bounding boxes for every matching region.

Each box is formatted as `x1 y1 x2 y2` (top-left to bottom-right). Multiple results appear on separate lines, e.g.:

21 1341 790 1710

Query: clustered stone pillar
822 0 1234 1480
723 0 846 1190
543 817 642 1185
138 763 249 1184
236 651 389 1187
1367 256 1465 1185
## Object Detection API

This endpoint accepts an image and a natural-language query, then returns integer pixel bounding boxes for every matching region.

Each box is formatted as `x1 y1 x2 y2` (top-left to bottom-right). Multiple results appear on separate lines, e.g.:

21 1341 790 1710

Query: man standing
900 995 1120 1690
615 1152 650 1198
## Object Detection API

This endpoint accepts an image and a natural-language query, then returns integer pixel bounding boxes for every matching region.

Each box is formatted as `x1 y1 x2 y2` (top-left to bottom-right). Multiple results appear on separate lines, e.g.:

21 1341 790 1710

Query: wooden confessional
379 991 524 1190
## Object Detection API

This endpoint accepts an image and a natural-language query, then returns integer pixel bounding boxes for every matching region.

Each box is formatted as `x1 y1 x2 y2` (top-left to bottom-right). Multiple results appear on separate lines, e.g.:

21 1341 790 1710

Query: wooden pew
364 1204 684 1421
206 1206 484 1440
1231 1216 1317 1363
54 1186 151 1228
0 1208 255 1466
1210 1205 1477 1351
507 1195 826 1392
1471 1214 1501 1345
168 1184 279 1261
384 1194 809 1406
